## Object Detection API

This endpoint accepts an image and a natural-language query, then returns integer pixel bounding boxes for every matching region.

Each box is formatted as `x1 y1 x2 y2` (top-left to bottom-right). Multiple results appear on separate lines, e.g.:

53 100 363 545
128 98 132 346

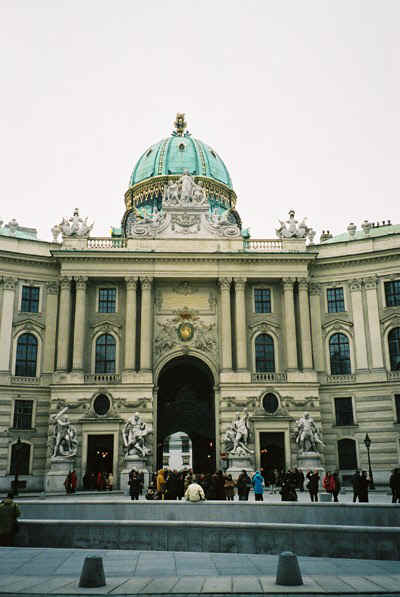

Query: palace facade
1 115 400 491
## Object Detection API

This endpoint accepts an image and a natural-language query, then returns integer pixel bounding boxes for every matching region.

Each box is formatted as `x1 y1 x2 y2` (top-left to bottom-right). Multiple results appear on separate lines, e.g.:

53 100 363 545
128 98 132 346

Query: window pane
388 328 400 371
21 286 39 313
255 334 275 372
327 287 345 313
385 281 400 307
329 333 351 374
254 289 271 313
95 334 116 373
10 442 30 475
99 288 116 313
334 397 354 426
13 400 33 429
15 334 38 377
338 439 357 469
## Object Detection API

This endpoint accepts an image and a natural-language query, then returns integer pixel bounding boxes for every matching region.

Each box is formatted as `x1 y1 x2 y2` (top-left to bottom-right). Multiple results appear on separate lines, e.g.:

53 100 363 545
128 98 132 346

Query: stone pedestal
226 454 254 480
45 457 74 492
120 455 150 493
297 451 325 487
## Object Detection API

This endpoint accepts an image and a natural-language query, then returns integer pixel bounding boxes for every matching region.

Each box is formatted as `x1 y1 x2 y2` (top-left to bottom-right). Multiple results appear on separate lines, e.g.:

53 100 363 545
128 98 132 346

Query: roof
322 224 400 244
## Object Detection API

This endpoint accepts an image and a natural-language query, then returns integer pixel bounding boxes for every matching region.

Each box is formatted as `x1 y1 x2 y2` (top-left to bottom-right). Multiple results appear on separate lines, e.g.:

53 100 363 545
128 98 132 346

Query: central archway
157 355 216 473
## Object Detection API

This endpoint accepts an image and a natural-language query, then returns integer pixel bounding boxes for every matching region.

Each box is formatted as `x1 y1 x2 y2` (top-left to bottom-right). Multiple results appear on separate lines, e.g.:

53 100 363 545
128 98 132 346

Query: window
10 442 31 475
254 289 271 313
98 288 116 313
262 393 279 414
13 400 33 429
95 334 116 373
255 334 275 372
329 333 351 374
327 287 345 313
21 286 39 313
388 328 400 371
163 437 170 453
385 281 400 307
181 436 190 453
93 394 110 416
15 333 38 377
337 438 357 470
394 395 400 423
334 397 354 426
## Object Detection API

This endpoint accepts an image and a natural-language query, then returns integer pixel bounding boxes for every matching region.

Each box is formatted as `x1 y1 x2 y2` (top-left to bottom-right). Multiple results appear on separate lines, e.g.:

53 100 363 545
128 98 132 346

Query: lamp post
363 433 375 490
12 437 24 496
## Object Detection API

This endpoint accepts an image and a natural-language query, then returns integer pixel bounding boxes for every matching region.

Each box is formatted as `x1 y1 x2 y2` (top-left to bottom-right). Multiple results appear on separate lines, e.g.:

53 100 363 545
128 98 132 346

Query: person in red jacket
70 470 77 493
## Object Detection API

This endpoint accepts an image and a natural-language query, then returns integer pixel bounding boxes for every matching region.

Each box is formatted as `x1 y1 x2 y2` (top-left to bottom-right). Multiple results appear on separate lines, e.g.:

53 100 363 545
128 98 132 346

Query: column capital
1 276 17 290
282 277 296 291
60 276 72 290
74 276 88 290
364 276 378 290
234 277 247 290
349 278 362 292
218 277 232 291
297 277 309 291
46 281 59 295
125 276 139 290
141 276 153 289
309 283 321 296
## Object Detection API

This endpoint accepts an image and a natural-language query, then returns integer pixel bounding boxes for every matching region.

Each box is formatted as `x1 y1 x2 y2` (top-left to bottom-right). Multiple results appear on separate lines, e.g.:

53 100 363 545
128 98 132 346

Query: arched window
15 333 38 377
329 333 351 374
337 438 357 470
388 328 400 371
10 441 31 475
255 334 275 372
95 334 116 373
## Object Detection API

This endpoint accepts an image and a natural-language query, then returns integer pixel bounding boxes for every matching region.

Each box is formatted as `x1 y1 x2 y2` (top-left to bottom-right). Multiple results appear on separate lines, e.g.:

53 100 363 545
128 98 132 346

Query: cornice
312 250 400 270
49 253 315 265
0 251 57 268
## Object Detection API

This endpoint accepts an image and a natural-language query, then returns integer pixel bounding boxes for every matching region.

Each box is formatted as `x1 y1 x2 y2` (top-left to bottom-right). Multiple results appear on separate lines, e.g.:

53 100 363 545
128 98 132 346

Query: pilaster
309 283 324 372
72 276 88 375
0 277 16 374
298 278 313 370
140 276 153 373
219 277 232 372
56 276 72 372
364 276 385 371
42 282 59 375
234 277 248 371
350 279 368 371
282 277 298 370
124 276 138 377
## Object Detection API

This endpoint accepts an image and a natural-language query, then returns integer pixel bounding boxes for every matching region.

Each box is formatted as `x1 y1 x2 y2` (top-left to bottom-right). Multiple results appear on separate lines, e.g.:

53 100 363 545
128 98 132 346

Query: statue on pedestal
51 407 78 458
123 413 150 458
224 409 253 456
295 412 324 453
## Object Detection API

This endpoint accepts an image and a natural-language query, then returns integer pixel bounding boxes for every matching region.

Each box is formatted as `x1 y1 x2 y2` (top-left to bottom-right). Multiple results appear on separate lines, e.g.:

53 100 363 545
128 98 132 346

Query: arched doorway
157 356 216 472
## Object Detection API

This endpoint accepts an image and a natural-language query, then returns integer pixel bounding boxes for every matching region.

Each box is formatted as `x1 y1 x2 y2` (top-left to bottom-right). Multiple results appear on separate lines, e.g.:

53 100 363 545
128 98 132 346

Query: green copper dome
129 115 232 189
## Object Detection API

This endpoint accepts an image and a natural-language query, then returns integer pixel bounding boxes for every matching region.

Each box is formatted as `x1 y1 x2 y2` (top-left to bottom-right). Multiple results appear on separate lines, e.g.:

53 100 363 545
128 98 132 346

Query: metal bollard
79 556 106 588
276 551 303 586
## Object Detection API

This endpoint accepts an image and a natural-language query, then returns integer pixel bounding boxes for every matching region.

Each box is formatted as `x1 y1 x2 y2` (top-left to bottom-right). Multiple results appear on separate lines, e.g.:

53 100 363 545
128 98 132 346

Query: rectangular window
395 395 400 423
334 397 354 426
13 400 33 429
21 286 40 313
254 289 271 313
181 437 190 453
385 281 400 307
98 288 116 313
327 287 345 313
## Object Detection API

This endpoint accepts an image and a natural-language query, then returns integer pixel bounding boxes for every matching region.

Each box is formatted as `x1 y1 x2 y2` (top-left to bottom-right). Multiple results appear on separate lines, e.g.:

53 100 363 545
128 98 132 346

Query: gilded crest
178 321 194 342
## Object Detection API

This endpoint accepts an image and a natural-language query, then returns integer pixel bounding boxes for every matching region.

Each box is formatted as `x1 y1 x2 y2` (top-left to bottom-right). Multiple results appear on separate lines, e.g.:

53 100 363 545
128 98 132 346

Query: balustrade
251 372 288 383
84 374 121 384
87 238 127 249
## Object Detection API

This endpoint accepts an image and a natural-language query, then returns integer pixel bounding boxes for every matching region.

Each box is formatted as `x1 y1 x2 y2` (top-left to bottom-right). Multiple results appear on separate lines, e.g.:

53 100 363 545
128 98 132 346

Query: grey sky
1 0 399 241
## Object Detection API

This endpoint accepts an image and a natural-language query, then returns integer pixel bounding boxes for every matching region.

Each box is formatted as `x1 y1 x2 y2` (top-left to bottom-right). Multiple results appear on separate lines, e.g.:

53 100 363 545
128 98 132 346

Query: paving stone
0 576 48 592
140 577 179 593
259 575 321 593
312 574 360 592
201 576 232 593
232 576 263 593
170 576 205 593
50 577 128 594
365 575 400 591
339 575 385 592
108 577 153 594
23 576 76 593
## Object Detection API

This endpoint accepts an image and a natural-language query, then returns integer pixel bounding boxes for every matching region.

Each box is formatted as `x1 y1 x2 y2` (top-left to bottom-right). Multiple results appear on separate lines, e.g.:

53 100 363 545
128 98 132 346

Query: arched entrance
157 356 216 472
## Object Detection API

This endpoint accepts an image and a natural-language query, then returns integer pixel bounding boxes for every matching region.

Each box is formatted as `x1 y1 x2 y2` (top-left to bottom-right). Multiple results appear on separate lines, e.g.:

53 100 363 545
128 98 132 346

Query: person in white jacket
184 477 206 502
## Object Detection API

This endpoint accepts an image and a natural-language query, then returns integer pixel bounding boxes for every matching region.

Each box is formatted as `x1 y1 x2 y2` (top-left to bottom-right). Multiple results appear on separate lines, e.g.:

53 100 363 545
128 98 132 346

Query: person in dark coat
306 470 320 502
215 471 226 500
0 493 21 547
352 470 361 502
207 473 217 500
332 471 341 502
129 471 141 500
358 470 370 502
236 470 251 501
165 470 179 500
389 468 400 503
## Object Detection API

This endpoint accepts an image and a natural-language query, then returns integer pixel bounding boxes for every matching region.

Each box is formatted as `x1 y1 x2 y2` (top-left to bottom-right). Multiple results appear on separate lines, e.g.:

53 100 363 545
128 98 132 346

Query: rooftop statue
52 208 94 241
276 210 315 242
224 409 253 456
123 413 150 458
295 412 324 453
51 407 78 458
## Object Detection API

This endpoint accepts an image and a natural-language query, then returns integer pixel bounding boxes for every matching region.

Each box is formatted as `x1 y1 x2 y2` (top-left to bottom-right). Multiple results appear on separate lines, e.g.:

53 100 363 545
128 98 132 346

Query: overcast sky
1 1 399 241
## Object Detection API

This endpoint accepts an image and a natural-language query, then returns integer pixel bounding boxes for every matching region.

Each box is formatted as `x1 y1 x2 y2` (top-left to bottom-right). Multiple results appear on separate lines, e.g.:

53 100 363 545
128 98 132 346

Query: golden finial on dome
173 113 187 136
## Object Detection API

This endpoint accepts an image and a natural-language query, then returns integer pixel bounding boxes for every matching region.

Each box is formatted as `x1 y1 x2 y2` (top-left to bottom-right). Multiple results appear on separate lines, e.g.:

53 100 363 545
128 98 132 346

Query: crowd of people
64 471 114 493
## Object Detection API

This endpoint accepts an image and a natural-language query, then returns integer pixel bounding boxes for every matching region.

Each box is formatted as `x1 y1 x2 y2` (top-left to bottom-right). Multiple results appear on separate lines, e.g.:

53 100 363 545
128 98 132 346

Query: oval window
93 394 110 416
179 143 185 151
262 393 279 414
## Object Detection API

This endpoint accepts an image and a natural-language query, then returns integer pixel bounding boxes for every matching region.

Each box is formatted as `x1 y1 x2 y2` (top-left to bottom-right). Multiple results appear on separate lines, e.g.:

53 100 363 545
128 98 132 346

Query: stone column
42 282 59 373
72 276 88 371
219 278 232 371
234 277 247 370
364 276 384 369
298 278 313 370
56 277 72 371
309 283 324 372
350 279 368 370
140 277 153 372
0 277 16 373
282 278 298 370
124 277 138 371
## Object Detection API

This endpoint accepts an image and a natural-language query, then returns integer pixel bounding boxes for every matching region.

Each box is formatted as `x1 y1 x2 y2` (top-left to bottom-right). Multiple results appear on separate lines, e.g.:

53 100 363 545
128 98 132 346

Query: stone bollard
79 556 106 588
276 551 303 586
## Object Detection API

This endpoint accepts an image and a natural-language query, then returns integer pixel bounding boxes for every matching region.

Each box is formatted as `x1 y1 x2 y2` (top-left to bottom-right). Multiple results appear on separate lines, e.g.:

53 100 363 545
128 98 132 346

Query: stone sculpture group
276 210 316 243
224 409 253 456
122 413 150 458
51 208 94 242
51 407 78 458
295 412 324 453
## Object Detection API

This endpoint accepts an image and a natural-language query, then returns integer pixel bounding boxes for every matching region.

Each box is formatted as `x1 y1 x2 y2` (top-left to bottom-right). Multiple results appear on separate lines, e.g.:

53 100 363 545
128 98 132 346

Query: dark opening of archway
157 356 215 473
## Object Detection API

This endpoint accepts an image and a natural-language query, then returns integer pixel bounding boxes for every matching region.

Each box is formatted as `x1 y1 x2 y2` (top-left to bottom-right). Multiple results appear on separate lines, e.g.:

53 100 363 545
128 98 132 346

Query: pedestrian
280 477 298 501
352 470 361 502
70 470 77 493
306 470 320 502
64 472 71 494
129 471 141 500
252 470 265 501
224 474 235 501
332 471 341 502
215 470 226 500
145 483 156 500
358 470 370 502
156 468 167 499
184 476 206 502
389 468 400 503
0 493 21 547
236 470 251 501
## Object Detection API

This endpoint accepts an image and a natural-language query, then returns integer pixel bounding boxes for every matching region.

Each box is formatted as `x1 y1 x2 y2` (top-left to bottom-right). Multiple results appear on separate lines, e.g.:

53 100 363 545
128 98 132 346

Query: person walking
306 470 320 502
352 470 361 503
156 468 167 500
184 476 206 502
129 471 141 500
224 474 235 501
236 470 251 501
331 471 341 502
358 470 370 502
0 493 21 547
252 470 265 502
389 468 400 503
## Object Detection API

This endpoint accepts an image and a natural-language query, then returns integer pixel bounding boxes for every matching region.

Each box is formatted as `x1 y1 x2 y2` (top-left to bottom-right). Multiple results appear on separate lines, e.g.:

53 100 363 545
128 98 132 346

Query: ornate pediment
248 319 280 337
13 319 45 337
90 320 122 337
321 318 353 337
381 310 400 333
